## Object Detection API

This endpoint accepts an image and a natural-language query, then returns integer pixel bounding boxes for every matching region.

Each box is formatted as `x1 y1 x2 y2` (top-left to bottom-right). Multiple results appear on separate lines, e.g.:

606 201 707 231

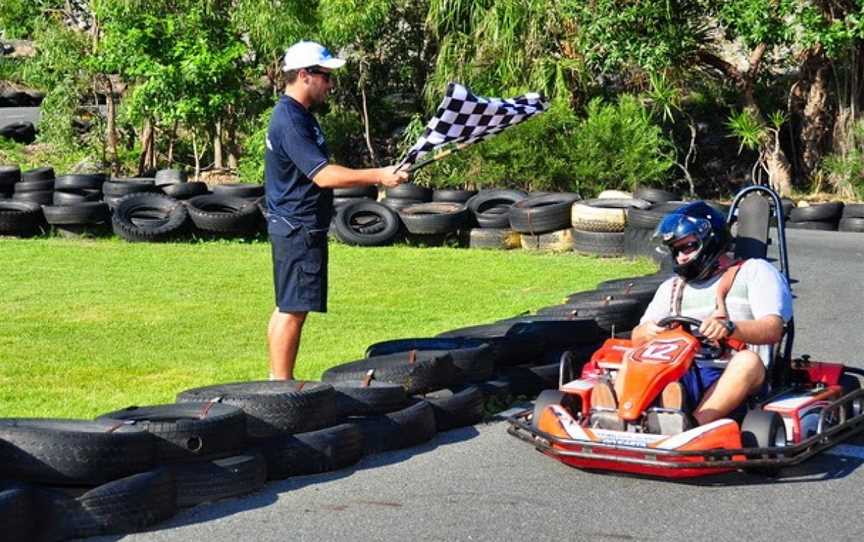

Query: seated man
594 201 793 427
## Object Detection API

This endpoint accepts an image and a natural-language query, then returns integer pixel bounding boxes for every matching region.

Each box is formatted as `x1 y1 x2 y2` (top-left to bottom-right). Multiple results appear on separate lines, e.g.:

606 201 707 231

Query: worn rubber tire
433 188 477 203
535 298 642 333
468 227 520 249
96 402 247 463
176 380 340 438
508 193 581 234
365 338 495 384
573 229 625 256
841 203 864 219
211 183 265 198
417 386 485 431
154 169 188 186
0 419 155 485
789 202 844 222
186 194 261 234
520 228 574 251
43 202 109 225
634 186 678 203
380 197 423 212
255 422 364 479
102 178 158 197
161 181 208 199
21 166 54 182
0 200 43 234
399 202 468 234
497 363 560 396
353 400 437 454
838 217 864 232
0 484 33 542
332 382 409 416
0 165 21 187
112 193 189 242
168 452 266 507
322 352 457 394
40 468 177 538
12 189 53 204
54 174 105 191
385 183 433 201
785 220 837 231
333 200 401 246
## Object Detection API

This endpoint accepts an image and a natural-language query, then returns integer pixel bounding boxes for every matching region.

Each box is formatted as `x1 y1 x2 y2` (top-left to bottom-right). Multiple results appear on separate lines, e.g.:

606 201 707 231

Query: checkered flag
397 83 549 171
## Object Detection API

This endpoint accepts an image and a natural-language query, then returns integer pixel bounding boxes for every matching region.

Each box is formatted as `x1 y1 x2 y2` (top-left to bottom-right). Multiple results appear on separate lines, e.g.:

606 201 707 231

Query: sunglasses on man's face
671 239 701 256
305 67 332 82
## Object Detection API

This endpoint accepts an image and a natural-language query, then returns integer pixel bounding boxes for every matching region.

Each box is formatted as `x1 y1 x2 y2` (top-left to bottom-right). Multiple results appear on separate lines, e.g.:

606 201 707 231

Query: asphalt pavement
85 229 864 542
0 107 40 128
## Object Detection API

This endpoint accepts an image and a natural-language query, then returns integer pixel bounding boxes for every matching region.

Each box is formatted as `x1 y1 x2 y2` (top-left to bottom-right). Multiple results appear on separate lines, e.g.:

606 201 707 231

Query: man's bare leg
268 308 307 380
693 350 765 425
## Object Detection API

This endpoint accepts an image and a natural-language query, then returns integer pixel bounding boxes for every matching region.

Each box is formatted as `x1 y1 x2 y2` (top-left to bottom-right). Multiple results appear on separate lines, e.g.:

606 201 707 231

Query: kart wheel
741 410 787 449
840 374 863 421
531 390 577 431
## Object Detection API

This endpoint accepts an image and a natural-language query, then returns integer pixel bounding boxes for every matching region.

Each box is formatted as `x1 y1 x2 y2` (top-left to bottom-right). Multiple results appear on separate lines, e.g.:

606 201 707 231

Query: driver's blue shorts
680 364 768 420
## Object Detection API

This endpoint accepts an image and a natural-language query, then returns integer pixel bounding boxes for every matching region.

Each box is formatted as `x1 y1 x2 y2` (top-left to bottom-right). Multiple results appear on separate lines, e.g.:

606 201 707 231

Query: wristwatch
723 319 736 337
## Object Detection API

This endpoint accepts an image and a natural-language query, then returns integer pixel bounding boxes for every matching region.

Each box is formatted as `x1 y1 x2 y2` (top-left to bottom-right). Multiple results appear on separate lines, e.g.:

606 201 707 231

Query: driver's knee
726 350 765 393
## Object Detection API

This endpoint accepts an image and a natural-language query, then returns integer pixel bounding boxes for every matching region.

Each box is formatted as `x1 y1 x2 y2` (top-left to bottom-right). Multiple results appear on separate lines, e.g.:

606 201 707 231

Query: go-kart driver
593 201 793 428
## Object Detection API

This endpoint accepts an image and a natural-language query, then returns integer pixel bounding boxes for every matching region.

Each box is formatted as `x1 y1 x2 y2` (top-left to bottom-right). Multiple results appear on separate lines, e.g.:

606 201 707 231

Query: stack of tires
156 169 209 201
12 167 55 205
464 189 527 249
43 173 110 237
509 193 582 251
570 198 651 257
333 185 378 213
622 187 683 265
786 202 844 231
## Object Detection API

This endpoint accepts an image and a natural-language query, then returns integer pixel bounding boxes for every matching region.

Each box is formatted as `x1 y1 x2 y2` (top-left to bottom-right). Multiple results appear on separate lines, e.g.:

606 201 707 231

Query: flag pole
400 142 471 173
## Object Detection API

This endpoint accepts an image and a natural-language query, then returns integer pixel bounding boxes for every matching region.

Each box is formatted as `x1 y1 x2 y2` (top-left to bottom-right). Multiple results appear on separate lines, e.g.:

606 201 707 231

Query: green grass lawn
0 237 655 418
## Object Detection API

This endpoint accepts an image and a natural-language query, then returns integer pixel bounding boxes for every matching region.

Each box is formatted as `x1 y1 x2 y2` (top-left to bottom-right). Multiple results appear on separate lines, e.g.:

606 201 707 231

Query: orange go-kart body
508 331 860 479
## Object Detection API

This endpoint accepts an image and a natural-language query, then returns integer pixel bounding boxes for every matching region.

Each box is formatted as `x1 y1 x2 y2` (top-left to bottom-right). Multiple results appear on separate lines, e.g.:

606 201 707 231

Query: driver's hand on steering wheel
699 317 732 341
643 321 666 341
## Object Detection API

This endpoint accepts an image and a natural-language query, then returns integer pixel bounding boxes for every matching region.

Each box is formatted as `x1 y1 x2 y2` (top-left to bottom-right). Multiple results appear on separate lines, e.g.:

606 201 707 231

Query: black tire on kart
176 380 341 439
168 452 267 507
399 202 469 234
740 409 786 474
322 351 457 394
96 402 248 463
531 390 579 431
508 193 581 235
332 381 409 416
186 194 261 234
789 202 844 222
0 419 156 485
839 374 864 421
418 386 485 431
255 422 364 480
352 400 437 454
333 200 401 246
112 193 189 242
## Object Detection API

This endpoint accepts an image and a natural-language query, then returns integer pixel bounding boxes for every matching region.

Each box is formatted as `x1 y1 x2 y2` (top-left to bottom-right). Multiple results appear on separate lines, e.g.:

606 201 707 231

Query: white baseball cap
282 41 346 72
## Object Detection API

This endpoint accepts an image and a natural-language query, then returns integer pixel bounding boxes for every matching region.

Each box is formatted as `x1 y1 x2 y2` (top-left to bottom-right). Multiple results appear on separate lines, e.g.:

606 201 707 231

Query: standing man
265 40 409 380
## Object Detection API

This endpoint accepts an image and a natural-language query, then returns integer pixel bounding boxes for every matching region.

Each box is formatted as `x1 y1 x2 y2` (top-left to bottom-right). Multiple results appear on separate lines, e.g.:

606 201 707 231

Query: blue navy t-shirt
264 95 333 235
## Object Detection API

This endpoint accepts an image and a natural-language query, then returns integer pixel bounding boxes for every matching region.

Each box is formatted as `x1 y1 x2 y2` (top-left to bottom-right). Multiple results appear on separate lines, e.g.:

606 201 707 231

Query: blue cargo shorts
270 226 328 313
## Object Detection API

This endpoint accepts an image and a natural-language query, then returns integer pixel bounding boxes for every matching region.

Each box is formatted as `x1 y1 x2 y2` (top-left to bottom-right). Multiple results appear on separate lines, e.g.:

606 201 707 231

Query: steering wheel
656 316 724 358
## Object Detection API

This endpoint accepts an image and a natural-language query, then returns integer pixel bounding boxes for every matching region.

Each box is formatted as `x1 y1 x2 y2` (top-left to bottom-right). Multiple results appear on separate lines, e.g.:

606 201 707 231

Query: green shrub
420 94 674 194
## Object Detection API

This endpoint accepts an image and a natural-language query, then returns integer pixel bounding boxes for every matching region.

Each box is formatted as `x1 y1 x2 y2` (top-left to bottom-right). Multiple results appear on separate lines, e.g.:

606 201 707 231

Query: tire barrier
333 200 402 246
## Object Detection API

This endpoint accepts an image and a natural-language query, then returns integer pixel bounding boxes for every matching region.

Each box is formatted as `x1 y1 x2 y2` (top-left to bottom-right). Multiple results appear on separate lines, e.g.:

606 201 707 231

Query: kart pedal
646 410 692 435
589 409 626 431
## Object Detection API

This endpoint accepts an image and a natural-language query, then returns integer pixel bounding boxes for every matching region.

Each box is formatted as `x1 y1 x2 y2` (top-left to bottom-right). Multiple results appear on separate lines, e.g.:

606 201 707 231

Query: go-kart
507 185 864 478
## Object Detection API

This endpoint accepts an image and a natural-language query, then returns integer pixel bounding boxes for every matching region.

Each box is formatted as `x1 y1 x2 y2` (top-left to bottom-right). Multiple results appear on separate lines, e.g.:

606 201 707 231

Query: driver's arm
699 314 784 344
631 320 666 346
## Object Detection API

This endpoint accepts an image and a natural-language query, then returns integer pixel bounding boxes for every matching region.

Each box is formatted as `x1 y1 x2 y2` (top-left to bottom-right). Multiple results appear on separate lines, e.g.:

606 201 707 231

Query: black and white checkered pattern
398 83 549 169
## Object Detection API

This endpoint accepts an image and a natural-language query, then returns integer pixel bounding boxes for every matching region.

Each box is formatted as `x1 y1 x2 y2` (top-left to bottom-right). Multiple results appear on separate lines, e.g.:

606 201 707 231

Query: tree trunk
226 107 238 170
213 120 224 170
167 121 177 166
137 119 154 176
105 78 118 174
794 48 833 182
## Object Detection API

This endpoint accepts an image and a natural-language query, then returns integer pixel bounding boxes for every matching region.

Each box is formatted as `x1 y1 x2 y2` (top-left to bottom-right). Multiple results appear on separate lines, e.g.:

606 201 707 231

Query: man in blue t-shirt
265 40 409 380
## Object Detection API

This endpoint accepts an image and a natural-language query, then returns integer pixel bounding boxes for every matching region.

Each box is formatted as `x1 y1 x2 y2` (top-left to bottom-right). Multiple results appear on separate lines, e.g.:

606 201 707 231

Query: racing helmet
653 201 731 281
